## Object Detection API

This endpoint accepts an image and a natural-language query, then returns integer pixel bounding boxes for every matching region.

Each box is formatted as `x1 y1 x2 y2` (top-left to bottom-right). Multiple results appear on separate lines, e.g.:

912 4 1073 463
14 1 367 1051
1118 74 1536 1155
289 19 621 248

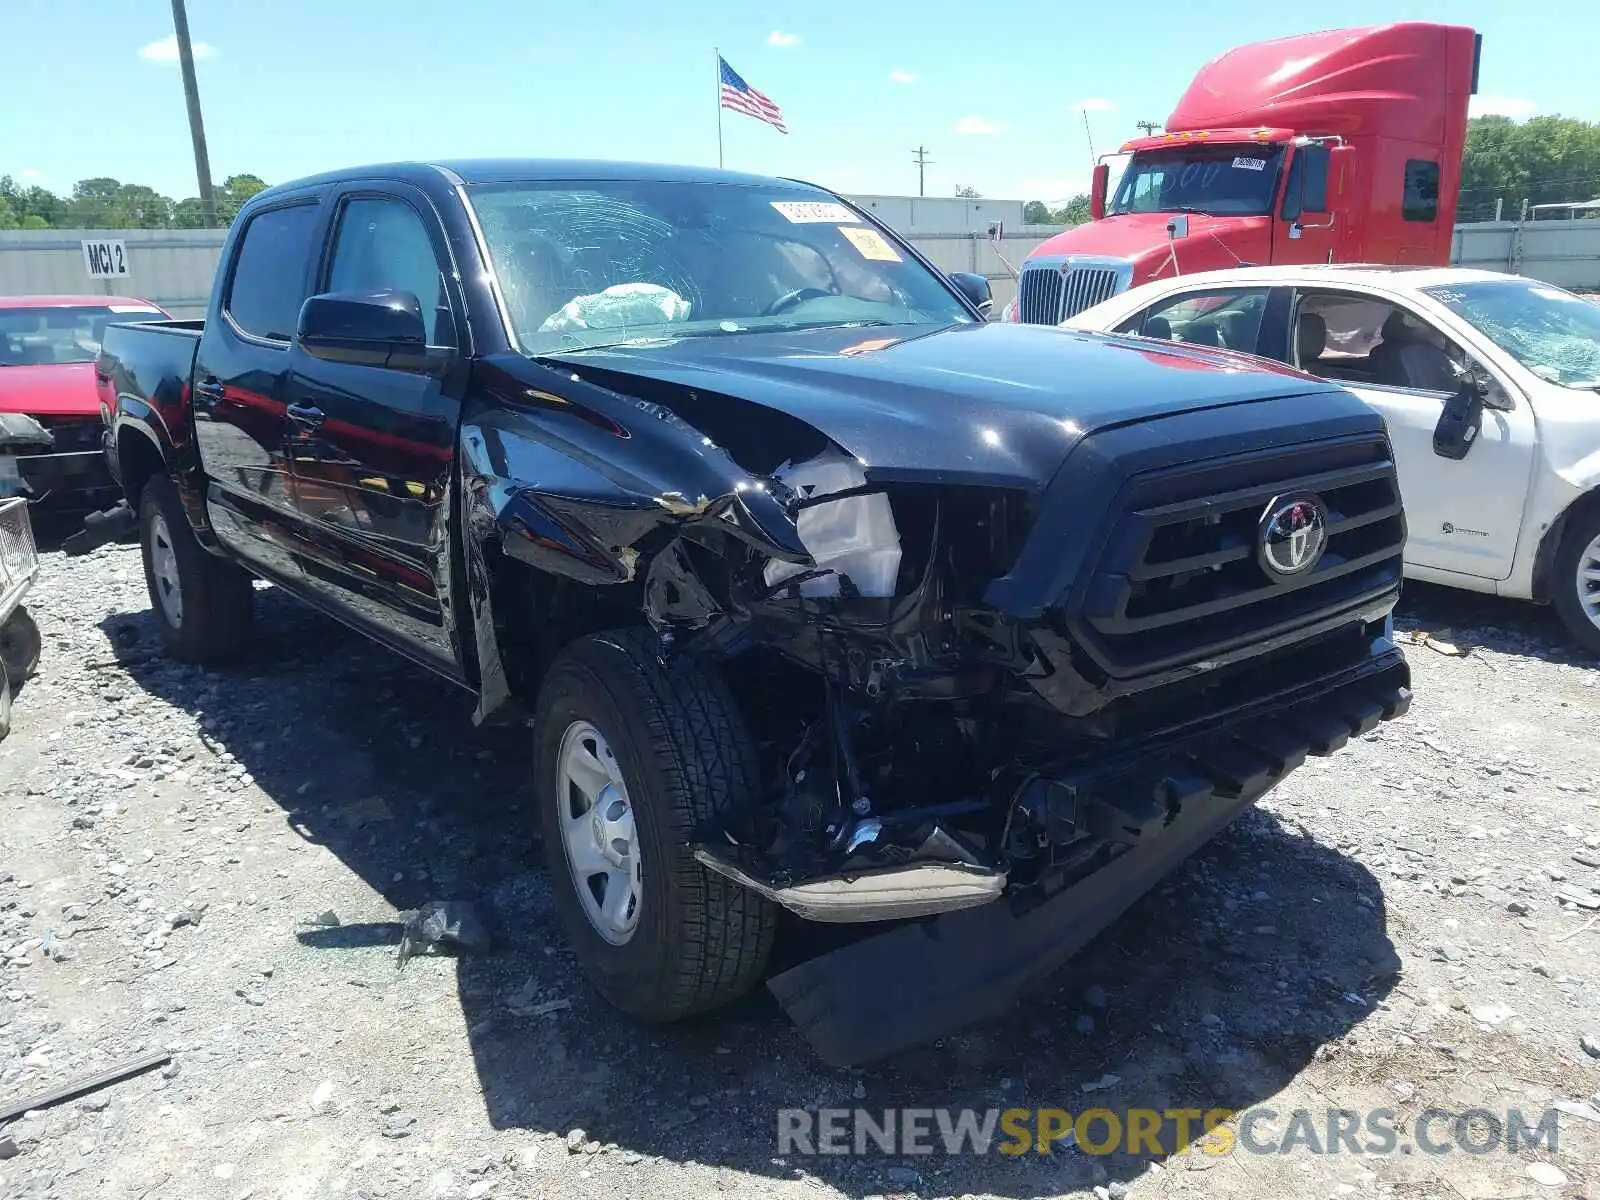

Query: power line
911 146 933 198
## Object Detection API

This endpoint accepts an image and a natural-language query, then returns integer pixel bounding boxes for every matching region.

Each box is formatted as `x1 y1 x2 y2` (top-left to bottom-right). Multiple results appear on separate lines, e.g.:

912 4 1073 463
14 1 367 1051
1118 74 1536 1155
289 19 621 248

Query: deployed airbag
539 283 692 334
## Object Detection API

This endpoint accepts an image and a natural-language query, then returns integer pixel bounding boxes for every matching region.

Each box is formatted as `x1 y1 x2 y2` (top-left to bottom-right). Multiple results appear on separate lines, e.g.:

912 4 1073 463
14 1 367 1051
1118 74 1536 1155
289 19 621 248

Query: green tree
1022 200 1053 223
217 174 269 224
954 184 982 198
1458 114 1600 221
1052 194 1092 224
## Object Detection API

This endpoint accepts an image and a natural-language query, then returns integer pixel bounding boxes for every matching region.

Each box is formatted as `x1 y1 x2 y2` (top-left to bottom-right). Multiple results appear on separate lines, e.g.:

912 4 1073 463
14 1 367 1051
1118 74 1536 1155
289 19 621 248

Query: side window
225 204 320 342
1403 160 1440 223
1295 290 1467 395
1280 146 1330 221
327 197 455 346
1130 288 1271 353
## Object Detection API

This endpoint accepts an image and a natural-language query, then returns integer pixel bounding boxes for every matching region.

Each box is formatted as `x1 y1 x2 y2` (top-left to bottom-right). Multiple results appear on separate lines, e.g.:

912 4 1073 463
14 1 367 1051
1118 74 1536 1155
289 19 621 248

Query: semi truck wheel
1553 507 1600 656
139 475 254 664
531 628 777 1023
0 606 40 683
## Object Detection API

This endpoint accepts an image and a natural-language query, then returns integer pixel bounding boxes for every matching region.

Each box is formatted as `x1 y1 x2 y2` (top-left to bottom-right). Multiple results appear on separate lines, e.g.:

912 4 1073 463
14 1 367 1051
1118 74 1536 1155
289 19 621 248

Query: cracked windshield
469 181 974 352
1426 278 1600 387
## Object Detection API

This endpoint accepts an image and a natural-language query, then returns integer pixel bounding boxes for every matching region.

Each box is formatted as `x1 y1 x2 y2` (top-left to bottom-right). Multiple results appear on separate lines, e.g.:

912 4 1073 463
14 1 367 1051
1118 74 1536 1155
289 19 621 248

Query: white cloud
1470 94 1538 120
889 68 916 84
1076 97 1117 113
138 33 217 62
766 30 800 48
953 116 1005 136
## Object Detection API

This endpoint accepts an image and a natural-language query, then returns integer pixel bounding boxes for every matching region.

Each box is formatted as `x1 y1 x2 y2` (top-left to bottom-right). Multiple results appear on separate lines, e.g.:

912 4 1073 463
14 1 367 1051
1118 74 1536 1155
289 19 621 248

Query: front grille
1018 265 1123 324
35 415 103 454
1076 436 1405 676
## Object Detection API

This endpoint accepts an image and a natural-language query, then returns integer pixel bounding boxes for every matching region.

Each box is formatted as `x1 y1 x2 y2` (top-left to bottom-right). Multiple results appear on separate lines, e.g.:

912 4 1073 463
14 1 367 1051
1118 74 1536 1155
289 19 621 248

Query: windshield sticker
772 201 860 224
1231 156 1268 171
839 226 902 263
107 305 162 314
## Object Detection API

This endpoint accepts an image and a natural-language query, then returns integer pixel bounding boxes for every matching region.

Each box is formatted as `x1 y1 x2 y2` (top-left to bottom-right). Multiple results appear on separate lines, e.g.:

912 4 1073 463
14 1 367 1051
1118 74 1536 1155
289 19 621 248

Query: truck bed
96 319 207 511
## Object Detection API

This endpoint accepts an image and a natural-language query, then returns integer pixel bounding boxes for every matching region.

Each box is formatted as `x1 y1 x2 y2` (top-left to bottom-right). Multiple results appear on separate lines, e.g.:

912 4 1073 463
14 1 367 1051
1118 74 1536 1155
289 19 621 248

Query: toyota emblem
1258 494 1328 578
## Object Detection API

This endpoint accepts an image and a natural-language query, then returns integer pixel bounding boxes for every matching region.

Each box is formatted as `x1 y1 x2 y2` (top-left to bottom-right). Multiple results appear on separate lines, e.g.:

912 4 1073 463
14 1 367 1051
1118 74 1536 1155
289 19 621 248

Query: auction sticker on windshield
1232 157 1268 171
771 201 860 224
839 226 902 263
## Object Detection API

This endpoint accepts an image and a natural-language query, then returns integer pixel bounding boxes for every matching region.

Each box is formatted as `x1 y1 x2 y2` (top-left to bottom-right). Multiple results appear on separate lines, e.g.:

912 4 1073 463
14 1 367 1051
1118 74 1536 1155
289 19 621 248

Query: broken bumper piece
767 656 1411 1067
694 850 1005 922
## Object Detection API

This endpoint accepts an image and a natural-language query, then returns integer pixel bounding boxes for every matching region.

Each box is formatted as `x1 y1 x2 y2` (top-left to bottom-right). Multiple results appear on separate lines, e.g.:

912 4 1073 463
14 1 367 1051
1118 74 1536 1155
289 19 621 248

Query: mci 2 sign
82 239 130 278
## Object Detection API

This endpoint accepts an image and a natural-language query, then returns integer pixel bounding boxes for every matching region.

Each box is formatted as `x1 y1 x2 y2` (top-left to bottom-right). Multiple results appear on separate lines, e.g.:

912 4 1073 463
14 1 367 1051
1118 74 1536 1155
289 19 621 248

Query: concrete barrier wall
4 219 1597 321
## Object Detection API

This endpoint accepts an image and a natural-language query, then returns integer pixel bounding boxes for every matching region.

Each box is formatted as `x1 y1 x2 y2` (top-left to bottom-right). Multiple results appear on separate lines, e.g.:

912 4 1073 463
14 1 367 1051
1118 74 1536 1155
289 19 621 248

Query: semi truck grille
1076 436 1405 676
1018 264 1124 324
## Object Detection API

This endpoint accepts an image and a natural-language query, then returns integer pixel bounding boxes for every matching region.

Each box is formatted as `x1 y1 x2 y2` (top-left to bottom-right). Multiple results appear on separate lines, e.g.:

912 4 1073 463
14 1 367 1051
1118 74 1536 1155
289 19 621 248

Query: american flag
719 56 788 134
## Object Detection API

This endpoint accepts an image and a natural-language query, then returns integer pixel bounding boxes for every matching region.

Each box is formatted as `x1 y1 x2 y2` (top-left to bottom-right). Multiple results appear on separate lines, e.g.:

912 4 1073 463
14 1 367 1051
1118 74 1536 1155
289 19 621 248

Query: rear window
225 204 320 341
0 305 164 366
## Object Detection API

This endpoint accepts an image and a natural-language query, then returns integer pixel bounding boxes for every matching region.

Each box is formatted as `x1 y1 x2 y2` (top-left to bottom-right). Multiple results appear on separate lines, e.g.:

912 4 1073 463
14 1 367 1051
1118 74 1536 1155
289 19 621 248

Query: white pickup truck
1068 266 1600 650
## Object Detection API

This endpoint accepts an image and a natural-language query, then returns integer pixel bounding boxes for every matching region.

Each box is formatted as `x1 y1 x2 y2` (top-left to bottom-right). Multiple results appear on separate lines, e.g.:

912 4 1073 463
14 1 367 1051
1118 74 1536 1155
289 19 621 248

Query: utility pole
912 146 933 198
170 0 218 226
1136 120 1161 137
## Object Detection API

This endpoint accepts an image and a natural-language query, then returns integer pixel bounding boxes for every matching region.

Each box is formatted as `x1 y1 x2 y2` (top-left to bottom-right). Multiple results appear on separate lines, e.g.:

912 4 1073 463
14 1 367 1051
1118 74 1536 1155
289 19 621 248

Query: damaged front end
460 353 1411 927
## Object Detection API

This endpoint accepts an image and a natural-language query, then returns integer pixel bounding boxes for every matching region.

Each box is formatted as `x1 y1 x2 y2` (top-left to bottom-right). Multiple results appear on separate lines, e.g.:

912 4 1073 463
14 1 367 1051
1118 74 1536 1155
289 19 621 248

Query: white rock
1526 1162 1566 1187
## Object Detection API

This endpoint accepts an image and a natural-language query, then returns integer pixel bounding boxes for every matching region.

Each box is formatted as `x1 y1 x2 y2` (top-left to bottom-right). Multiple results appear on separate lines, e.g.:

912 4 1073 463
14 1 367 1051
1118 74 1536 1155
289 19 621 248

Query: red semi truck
1006 22 1482 324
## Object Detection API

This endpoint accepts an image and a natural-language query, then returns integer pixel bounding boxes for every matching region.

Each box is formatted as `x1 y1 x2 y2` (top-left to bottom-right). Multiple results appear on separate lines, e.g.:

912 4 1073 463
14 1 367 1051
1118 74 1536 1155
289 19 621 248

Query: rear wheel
532 628 777 1023
0 606 40 683
139 475 254 664
1552 508 1600 655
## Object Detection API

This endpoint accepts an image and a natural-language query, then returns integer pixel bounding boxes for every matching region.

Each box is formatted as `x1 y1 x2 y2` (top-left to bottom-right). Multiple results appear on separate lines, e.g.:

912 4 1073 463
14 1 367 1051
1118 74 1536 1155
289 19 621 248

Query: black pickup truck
90 159 1410 1065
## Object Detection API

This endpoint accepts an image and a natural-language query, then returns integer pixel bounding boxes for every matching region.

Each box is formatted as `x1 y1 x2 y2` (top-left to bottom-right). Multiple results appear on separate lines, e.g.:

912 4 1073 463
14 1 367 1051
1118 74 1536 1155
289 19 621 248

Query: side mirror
948 271 993 318
1434 363 1492 460
296 290 444 373
1089 162 1110 221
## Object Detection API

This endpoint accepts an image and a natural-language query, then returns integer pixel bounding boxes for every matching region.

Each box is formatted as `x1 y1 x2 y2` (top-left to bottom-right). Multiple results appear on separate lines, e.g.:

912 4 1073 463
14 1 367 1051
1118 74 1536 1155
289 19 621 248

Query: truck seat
1295 311 1327 367
1371 311 1456 392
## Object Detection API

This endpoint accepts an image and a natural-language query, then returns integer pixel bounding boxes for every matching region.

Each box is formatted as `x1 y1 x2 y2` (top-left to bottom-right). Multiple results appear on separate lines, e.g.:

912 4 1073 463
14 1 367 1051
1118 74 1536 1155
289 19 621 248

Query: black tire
1552 506 1600 656
0 605 40 682
0 660 11 742
532 628 777 1023
139 474 254 664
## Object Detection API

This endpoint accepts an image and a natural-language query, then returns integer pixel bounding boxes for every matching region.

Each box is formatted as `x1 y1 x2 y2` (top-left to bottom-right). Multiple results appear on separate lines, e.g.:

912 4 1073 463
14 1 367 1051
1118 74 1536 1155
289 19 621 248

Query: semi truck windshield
1109 145 1286 217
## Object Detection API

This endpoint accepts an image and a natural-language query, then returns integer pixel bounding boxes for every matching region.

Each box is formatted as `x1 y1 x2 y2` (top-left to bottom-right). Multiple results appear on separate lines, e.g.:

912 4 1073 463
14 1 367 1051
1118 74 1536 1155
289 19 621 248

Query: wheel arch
1532 487 1600 604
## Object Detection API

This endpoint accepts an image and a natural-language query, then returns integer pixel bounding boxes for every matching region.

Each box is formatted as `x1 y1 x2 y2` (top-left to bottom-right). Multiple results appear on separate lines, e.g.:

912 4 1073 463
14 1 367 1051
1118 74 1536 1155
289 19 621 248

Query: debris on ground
397 900 492 965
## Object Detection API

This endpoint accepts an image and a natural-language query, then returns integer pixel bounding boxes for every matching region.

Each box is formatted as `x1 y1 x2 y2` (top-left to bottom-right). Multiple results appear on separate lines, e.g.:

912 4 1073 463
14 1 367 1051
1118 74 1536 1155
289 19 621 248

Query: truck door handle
286 403 325 428
194 377 225 403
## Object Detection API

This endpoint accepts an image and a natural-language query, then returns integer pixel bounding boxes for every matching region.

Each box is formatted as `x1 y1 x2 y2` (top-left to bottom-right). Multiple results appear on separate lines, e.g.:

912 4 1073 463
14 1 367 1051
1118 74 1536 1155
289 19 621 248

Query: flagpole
715 47 724 168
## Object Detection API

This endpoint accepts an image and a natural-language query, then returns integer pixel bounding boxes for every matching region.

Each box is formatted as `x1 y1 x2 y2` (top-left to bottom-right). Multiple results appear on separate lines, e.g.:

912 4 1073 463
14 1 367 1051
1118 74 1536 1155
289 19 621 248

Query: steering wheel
764 286 833 316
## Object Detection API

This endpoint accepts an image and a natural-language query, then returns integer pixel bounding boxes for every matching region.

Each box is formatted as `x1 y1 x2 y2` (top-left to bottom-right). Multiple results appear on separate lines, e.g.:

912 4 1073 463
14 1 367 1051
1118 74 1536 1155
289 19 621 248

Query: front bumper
768 650 1411 1066
15 450 114 496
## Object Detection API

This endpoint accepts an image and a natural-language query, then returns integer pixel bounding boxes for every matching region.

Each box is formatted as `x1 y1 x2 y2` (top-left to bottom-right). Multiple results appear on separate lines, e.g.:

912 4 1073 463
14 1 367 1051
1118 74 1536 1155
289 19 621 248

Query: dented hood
547 321 1336 491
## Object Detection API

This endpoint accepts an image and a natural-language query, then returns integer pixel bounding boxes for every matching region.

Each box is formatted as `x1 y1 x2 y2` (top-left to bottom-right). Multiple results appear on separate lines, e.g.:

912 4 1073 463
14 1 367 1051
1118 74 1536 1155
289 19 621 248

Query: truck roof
1165 22 1479 143
252 159 823 205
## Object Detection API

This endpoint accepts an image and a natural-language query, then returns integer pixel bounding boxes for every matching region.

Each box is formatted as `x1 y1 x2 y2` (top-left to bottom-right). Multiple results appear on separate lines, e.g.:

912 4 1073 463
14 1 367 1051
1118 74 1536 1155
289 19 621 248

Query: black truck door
192 198 323 583
281 185 466 679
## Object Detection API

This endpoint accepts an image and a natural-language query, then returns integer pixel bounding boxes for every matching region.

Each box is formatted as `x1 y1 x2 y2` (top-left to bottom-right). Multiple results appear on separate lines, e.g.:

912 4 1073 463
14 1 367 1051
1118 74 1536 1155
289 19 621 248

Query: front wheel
532 628 777 1023
1552 508 1600 655
139 475 255 664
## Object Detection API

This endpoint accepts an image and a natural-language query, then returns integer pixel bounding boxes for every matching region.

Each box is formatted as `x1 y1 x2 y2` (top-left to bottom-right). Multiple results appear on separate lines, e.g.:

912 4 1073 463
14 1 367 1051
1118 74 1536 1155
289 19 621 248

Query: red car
1 294 170 503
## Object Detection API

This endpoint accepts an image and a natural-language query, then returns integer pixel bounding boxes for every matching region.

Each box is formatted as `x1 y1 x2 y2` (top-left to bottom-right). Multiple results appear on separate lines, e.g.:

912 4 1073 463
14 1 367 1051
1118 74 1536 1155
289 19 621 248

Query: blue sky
5 0 1595 205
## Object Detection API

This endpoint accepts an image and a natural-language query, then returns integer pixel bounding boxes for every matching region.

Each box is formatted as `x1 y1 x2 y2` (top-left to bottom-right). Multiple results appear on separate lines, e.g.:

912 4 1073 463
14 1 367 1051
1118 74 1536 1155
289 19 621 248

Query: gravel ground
3 533 1600 1200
